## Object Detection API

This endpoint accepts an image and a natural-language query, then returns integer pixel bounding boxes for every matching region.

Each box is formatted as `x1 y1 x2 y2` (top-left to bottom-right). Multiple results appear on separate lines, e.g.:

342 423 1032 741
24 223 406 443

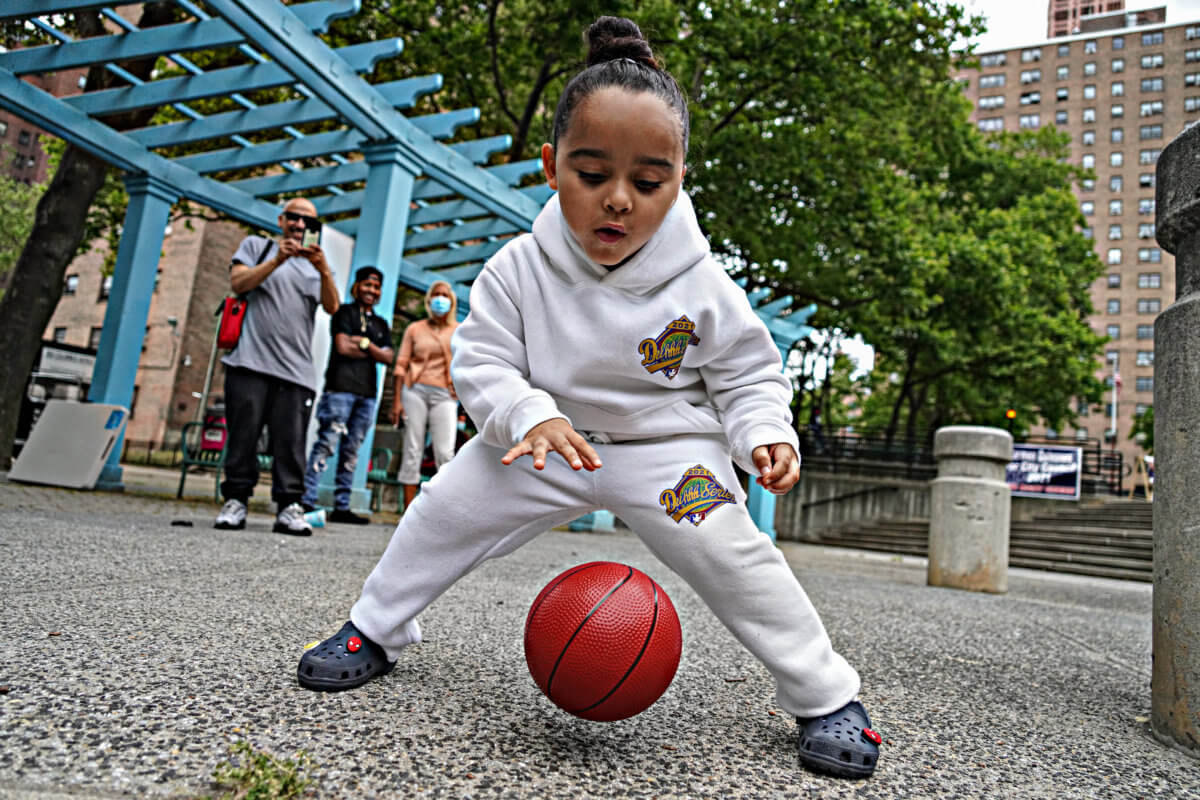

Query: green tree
0 155 45 299
1130 405 1153 455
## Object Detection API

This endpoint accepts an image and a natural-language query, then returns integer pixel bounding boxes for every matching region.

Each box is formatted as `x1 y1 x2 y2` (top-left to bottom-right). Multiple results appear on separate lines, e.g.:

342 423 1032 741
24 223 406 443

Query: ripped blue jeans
300 391 376 510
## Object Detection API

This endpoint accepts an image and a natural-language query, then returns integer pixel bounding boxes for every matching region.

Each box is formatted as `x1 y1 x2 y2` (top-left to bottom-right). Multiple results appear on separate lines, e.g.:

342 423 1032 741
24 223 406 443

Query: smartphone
302 218 322 249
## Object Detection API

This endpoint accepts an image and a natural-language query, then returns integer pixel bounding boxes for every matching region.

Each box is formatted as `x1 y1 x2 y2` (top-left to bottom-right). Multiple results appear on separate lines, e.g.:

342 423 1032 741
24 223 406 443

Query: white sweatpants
396 383 458 484
351 433 861 718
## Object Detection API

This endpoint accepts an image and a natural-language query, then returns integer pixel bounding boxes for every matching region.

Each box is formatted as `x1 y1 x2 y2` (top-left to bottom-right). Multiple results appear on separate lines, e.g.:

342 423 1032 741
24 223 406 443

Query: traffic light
1005 408 1016 432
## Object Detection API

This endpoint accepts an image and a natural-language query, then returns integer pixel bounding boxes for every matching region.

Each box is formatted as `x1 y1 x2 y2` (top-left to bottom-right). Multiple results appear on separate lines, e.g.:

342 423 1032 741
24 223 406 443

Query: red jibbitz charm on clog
346 636 362 653
863 728 882 745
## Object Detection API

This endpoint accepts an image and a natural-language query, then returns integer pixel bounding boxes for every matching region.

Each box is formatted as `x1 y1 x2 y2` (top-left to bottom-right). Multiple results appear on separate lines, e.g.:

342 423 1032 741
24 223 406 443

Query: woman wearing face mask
390 281 460 510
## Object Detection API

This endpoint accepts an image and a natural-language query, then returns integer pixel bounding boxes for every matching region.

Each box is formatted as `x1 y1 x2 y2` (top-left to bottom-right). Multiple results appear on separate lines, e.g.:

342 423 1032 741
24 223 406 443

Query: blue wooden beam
0 1 351 75
171 129 361 174
405 186 549 226
405 217 521 250
0 69 280 229
1 1 143 20
408 240 507 270
207 0 542 229
64 39 403 116
429 264 486 284
312 160 538 216
127 76 446 149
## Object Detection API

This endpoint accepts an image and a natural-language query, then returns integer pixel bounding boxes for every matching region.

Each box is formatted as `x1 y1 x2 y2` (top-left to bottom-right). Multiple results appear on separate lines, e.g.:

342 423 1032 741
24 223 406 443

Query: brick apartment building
957 4 1197 472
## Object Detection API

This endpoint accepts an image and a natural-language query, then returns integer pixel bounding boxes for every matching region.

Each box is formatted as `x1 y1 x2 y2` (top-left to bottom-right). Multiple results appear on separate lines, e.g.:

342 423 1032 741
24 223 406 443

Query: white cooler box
9 400 129 489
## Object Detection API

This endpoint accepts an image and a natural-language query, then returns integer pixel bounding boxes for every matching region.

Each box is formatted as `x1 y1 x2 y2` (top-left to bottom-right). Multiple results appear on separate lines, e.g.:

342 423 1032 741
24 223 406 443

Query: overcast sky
962 0 1200 51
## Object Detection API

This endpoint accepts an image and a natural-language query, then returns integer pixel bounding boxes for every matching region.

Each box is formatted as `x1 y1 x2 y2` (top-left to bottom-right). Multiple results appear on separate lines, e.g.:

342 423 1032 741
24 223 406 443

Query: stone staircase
819 500 1153 582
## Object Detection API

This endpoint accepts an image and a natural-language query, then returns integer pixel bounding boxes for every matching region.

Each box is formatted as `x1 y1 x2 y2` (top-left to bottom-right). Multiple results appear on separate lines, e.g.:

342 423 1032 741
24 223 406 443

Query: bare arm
333 332 393 364
230 237 294 294
303 244 340 315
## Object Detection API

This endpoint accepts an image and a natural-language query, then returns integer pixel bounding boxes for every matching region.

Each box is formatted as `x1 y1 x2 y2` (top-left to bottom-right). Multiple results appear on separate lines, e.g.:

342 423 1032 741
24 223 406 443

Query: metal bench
177 421 226 501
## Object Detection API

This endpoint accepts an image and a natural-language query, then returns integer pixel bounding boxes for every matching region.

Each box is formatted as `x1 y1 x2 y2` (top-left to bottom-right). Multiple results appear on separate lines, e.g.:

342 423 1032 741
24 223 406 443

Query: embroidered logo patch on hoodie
638 315 700 379
659 465 736 525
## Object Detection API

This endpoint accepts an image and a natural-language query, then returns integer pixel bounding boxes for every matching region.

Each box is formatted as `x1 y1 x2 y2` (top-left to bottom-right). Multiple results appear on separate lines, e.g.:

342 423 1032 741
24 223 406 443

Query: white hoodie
450 191 799 474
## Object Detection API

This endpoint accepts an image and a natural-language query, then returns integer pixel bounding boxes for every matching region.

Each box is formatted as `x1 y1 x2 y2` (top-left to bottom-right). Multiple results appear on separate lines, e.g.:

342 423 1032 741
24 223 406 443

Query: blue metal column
91 173 177 490
745 342 792 541
325 141 418 510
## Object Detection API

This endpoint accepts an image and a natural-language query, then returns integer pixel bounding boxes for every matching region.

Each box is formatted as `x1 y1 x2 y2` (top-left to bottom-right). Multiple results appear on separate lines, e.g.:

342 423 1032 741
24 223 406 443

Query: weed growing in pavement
205 740 312 799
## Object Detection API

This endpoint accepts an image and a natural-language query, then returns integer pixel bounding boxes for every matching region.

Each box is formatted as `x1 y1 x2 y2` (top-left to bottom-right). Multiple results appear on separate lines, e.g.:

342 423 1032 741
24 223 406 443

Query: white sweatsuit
351 192 860 718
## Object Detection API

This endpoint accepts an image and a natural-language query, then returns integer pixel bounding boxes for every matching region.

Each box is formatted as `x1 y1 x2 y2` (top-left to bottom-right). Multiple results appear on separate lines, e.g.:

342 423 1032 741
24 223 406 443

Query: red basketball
524 561 682 722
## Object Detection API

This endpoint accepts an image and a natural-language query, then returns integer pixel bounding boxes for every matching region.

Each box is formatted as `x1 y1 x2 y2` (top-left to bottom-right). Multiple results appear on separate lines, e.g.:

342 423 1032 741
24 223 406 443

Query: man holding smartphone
214 197 341 535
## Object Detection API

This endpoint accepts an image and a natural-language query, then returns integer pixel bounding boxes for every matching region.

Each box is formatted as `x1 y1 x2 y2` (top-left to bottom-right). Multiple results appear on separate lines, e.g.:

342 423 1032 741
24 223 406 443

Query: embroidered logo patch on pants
638 315 700 379
659 465 736 525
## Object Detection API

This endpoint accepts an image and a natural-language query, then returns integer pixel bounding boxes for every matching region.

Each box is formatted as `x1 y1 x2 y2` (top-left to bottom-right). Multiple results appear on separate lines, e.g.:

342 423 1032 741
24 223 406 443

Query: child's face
541 87 686 267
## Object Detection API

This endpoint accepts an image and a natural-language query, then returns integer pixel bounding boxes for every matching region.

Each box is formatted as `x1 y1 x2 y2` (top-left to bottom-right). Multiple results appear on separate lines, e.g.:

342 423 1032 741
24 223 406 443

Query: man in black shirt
300 266 394 523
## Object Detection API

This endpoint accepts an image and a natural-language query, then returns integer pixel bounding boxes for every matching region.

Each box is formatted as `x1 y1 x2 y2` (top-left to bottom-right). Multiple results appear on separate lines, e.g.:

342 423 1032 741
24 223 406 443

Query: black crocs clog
797 700 881 779
297 621 395 692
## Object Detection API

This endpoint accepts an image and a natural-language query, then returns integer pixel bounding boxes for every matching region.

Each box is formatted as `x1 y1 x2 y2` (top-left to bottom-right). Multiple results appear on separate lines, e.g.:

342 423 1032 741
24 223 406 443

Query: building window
1187 49 1200 63
1140 124 1163 140
17 129 31 146
1112 81 1124 96
1085 40 1098 54
1137 248 1162 263
980 74 1006 89
1019 114 1040 129
1139 198 1155 215
1110 104 1123 118
1021 48 1042 63
1138 222 1155 238
1142 32 1164 47
1112 36 1124 50
1083 61 1097 76
98 274 112 301
1188 26 1200 40
981 53 1007 67
1112 57 1125 72
979 95 1005 109
1137 324 1154 339
0 121 7 137
1110 152 1124 167
1082 153 1096 169
1186 97 1200 113
1084 108 1097 122
1137 298 1162 314
1082 178 1095 192
1140 149 1161 165
1020 91 1042 105
1188 73 1200 87
1082 201 1095 216
88 327 102 350
1141 77 1165 92
1108 224 1123 240
1109 199 1123 215
1083 84 1097 100
1136 377 1154 393
1106 323 1121 339
1075 428 1089 441
53 327 67 343
1139 173 1155 188
1082 226 1094 240
1083 130 1096 145
1056 87 1069 101
1138 272 1162 288
153 269 162 293
1058 43 1071 58
1020 70 1042 85
1056 110 1069 124
1107 248 1122 265
1057 65 1069 80
64 275 78 295
1110 176 1124 192
1139 100 1164 117
1107 273 1122 288
1107 299 1121 314
1141 53 1164 69
978 117 1004 132
1078 398 1091 417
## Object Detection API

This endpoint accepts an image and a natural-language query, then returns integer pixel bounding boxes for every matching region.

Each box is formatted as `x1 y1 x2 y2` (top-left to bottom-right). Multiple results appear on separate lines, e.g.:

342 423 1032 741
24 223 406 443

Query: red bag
216 297 247 350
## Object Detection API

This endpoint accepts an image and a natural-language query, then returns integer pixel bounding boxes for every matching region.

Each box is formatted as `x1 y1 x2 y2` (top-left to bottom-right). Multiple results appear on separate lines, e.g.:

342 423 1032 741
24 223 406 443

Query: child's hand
752 443 800 494
501 419 603 472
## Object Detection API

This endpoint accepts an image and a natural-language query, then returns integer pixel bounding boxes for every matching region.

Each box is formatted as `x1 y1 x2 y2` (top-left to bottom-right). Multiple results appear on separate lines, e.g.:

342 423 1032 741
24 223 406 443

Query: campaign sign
1006 444 1082 501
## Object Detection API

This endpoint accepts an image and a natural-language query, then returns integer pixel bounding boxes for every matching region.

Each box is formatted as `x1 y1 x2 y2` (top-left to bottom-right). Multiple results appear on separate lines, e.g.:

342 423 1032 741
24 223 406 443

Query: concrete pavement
0 468 1196 798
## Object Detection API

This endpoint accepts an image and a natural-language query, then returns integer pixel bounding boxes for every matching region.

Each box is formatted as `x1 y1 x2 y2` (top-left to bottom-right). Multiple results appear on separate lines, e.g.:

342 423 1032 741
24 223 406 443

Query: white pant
351 433 861 718
396 383 457 484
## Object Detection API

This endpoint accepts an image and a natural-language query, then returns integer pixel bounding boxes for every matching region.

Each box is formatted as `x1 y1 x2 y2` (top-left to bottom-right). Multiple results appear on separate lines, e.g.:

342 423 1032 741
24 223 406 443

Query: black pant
220 366 315 508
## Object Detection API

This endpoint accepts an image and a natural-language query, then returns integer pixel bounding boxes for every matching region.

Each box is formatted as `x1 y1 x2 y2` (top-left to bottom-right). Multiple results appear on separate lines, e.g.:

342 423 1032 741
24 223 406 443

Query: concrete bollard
927 426 1012 593
1150 122 1200 759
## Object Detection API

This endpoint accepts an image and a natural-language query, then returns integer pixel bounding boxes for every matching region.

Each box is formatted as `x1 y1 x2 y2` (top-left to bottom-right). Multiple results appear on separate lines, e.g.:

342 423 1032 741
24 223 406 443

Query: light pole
1109 352 1120 443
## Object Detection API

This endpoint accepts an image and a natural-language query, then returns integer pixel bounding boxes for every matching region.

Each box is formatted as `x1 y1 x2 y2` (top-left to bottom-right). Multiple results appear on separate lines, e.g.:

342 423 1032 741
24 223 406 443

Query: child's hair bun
585 16 659 69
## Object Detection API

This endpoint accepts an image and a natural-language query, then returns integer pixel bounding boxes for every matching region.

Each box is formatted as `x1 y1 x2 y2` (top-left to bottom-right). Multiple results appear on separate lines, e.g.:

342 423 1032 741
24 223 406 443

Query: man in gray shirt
214 197 341 535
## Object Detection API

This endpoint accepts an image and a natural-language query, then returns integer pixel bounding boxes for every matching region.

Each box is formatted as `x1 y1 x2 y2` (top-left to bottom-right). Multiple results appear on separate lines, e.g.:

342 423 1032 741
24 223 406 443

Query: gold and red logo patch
638 315 700 380
659 465 736 526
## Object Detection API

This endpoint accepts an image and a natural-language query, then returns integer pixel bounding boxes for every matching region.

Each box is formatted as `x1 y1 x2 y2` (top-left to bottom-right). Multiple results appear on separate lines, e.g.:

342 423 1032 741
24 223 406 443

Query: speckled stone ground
0 472 1197 799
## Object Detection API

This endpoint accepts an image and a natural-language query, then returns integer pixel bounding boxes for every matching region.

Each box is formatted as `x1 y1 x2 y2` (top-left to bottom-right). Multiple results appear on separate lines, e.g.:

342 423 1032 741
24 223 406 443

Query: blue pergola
1 0 814 535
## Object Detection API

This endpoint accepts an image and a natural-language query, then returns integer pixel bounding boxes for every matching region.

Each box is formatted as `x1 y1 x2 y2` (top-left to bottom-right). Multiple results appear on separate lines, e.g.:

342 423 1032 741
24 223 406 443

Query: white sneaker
214 498 247 530
273 503 313 536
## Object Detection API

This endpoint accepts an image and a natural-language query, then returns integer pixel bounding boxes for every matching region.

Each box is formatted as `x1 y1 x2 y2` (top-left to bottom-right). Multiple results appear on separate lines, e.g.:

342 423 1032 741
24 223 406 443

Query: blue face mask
430 296 452 316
